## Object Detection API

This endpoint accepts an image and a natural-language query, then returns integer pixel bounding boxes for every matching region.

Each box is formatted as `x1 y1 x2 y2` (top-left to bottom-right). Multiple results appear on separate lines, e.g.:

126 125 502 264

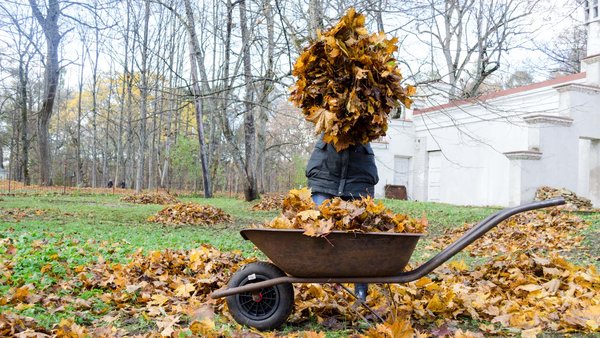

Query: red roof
413 72 586 115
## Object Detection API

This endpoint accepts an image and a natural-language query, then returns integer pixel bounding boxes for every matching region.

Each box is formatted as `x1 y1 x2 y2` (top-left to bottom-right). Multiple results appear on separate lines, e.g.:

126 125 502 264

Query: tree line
0 0 585 200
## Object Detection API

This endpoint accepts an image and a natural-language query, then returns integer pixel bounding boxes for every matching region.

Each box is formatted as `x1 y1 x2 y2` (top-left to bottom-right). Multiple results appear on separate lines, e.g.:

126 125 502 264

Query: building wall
372 120 415 198
374 75 600 207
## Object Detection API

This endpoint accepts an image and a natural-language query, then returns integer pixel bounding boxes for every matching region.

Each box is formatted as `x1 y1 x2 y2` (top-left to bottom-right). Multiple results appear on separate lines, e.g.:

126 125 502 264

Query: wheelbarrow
211 198 565 330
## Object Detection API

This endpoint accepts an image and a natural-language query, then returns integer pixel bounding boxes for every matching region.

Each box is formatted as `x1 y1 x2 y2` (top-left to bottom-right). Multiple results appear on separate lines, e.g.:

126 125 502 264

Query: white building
373 9 600 207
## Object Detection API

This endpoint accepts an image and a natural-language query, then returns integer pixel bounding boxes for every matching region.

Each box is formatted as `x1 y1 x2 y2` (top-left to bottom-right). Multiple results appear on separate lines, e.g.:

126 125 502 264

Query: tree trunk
239 0 257 201
135 0 151 193
160 13 177 189
256 0 275 193
183 0 212 198
76 40 85 186
114 0 131 189
18 54 30 185
91 16 100 188
308 0 323 39
29 0 62 186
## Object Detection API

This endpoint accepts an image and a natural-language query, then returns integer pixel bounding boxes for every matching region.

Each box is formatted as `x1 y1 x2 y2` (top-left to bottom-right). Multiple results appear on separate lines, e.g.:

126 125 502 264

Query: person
305 133 379 302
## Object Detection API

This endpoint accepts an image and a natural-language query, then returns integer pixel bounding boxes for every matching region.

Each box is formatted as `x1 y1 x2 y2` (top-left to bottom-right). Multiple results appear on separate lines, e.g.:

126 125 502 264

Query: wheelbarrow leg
337 284 384 323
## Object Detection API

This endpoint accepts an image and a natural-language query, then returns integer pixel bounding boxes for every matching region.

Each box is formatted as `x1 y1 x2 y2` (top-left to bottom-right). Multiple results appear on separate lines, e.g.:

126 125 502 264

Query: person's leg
347 194 370 302
311 192 333 206
354 283 368 302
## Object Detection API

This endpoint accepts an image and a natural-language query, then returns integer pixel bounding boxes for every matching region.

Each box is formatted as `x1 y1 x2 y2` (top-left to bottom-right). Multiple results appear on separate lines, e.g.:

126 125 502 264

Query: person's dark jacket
306 135 379 197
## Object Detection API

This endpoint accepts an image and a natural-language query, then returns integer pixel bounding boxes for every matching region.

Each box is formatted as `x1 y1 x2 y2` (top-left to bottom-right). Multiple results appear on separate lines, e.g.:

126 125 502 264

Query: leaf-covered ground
0 194 598 337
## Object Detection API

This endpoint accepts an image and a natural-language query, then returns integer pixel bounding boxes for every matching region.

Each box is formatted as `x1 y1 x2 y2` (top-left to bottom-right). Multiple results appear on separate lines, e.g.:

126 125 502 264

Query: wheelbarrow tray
241 229 424 278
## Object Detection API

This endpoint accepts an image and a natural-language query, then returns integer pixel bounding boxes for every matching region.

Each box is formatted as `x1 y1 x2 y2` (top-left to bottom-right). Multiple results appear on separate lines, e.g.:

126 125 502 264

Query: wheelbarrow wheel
226 262 294 331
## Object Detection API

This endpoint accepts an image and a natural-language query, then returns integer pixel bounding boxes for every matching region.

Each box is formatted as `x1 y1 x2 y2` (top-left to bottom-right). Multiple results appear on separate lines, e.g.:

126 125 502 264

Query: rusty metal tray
241 229 424 278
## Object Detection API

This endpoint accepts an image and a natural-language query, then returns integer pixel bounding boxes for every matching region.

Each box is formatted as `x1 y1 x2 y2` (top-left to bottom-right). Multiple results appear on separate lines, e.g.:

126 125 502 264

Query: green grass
0 193 597 335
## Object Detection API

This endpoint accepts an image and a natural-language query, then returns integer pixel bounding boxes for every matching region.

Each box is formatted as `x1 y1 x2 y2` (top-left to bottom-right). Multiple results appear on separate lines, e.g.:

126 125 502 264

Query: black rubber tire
226 262 294 331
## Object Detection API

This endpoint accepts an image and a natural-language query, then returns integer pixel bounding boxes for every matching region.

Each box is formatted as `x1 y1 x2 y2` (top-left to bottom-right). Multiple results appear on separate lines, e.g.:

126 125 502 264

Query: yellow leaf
585 319 599 331
149 294 169 306
298 210 320 221
190 318 216 336
175 283 195 298
449 260 468 271
521 327 542 338
389 319 415 338
516 284 542 292
426 294 444 312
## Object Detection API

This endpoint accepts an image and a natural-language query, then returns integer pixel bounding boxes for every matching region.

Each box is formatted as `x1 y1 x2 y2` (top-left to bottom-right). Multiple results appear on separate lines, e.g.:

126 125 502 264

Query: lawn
0 193 598 337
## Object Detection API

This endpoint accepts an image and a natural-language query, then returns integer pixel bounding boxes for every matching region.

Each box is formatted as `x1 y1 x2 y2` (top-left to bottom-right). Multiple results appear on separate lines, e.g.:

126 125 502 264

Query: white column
587 21 600 57
578 138 591 197
508 159 522 206
590 139 600 206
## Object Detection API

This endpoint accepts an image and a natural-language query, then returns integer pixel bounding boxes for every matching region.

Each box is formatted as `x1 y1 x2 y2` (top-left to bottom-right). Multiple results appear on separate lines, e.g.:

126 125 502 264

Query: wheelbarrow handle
211 197 565 299
394 197 566 282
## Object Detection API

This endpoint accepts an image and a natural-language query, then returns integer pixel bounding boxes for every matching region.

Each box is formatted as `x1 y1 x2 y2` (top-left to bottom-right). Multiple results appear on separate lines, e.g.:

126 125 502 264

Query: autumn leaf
189 318 216 336
302 219 334 237
175 283 195 298
149 294 170 307
298 210 320 221
155 315 179 337
53 318 88 337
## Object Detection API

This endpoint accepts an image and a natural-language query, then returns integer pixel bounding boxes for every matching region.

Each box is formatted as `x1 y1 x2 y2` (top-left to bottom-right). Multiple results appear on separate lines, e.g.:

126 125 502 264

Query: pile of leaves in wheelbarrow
261 187 427 236
147 202 232 225
121 192 180 205
289 8 415 152
251 192 285 211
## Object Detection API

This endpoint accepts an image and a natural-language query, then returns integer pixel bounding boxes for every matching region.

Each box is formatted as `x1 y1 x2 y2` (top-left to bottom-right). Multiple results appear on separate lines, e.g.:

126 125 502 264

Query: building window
585 0 599 22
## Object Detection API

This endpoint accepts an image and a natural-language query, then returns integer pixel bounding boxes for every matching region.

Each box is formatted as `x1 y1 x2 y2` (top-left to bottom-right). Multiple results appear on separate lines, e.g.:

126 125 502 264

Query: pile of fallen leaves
82 245 252 311
429 208 587 256
290 251 600 334
289 8 415 151
148 202 232 225
374 251 600 334
535 186 593 210
251 192 285 211
0 244 255 337
0 313 51 336
121 192 179 205
263 188 427 236
0 208 44 222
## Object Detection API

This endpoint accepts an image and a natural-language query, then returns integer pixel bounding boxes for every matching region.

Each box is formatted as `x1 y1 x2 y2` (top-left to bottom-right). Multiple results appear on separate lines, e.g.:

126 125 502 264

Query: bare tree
407 0 539 99
540 25 587 75
183 0 212 197
135 0 150 193
27 0 63 185
0 5 39 185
